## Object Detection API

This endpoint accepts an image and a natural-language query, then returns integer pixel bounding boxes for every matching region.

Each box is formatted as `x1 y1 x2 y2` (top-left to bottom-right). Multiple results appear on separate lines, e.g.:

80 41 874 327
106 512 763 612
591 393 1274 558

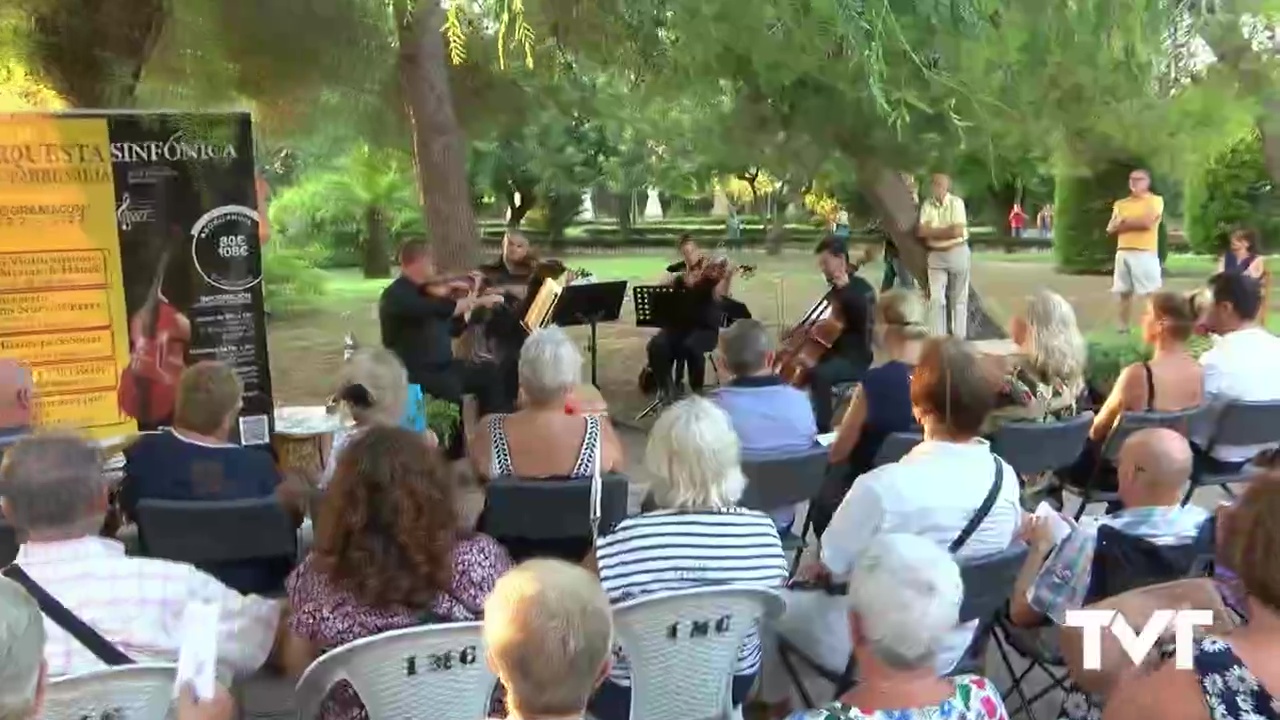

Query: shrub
261 245 327 315
1054 161 1137 274
1184 132 1280 256
1084 331 1211 393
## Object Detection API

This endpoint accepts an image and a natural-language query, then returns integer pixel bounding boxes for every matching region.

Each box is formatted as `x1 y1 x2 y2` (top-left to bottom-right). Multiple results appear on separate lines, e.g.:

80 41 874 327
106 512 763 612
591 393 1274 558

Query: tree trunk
397 0 479 273
363 206 391 279
30 0 167 107
856 164 1007 340
617 191 634 240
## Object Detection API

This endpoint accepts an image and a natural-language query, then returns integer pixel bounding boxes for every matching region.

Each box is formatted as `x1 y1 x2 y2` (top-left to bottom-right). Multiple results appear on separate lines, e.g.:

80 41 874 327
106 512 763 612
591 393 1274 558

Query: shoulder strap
1 565 135 666
488 415 513 476
948 454 1005 554
1142 361 1156 412
589 422 604 542
572 415 602 477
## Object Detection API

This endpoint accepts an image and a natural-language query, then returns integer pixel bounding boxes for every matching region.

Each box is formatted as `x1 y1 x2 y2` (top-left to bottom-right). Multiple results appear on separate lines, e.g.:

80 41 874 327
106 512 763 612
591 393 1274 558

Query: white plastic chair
611 586 786 720
40 664 176 720
294 622 496 720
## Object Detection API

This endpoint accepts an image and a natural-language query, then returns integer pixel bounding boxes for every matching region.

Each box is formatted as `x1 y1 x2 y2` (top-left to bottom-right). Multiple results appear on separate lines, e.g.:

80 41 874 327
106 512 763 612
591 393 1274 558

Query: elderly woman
988 289 1087 430
284 427 511 720
790 534 1010 720
470 326 623 480
588 397 789 720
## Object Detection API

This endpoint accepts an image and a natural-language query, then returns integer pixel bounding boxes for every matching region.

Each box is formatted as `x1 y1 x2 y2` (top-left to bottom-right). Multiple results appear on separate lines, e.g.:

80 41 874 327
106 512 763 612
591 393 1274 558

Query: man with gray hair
0 433 283 678
711 318 817 531
483 559 614 720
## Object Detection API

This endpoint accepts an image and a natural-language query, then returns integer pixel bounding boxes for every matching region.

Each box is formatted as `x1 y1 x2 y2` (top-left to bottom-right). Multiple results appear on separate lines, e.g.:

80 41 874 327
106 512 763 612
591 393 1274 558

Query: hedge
1055 160 1168 274
1184 132 1280 256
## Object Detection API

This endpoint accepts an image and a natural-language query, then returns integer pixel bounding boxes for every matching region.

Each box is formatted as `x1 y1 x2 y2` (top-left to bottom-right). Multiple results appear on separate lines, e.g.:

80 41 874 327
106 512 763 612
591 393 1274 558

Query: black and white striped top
595 508 788 686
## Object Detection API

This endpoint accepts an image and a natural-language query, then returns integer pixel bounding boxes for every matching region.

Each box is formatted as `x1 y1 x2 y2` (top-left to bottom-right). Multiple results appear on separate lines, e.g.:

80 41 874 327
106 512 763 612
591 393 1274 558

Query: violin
118 246 192 424
685 256 756 286
774 293 846 389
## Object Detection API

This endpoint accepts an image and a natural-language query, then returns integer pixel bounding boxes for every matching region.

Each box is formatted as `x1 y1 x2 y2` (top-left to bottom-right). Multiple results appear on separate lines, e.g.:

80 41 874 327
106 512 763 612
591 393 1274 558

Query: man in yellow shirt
1107 169 1165 332
917 173 970 337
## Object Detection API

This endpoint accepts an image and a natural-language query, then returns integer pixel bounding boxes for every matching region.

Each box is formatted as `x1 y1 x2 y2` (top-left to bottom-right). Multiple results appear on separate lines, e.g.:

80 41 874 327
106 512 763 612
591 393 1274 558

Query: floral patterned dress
789 675 1009 720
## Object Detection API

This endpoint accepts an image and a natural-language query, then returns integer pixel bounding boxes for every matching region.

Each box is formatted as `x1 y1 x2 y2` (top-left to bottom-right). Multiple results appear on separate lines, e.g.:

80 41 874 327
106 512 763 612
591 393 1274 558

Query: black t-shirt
478 261 529 346
664 260 719 331
379 275 459 378
830 274 876 367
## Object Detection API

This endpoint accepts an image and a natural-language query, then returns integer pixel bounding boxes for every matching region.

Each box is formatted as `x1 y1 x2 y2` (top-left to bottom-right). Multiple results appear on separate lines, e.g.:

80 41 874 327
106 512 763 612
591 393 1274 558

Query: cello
774 293 847 389
117 247 192 424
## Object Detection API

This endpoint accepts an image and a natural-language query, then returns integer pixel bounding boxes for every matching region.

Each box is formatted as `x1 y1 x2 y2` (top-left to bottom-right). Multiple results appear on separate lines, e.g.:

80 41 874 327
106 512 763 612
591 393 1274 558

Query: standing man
1108 168 1165 333
1009 202 1028 239
917 173 970 338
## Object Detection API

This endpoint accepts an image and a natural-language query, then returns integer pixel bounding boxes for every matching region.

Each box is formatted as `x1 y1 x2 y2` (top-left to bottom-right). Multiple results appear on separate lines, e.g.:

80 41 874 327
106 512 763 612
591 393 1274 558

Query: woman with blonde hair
990 289 1088 428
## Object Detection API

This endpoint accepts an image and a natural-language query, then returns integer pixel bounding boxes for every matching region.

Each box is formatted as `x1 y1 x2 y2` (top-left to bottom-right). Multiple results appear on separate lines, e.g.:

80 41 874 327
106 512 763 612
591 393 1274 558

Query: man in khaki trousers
917 173 970 338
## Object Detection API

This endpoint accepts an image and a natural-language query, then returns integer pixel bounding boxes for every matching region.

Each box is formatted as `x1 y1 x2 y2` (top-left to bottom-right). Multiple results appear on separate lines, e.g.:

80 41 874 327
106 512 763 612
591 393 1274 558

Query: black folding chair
134 497 298 594
872 431 924 467
482 473 630 561
738 445 830 570
1189 400 1280 502
777 544 1029 709
991 413 1094 480
1062 406 1205 520
992 525 1201 720
0 517 17 567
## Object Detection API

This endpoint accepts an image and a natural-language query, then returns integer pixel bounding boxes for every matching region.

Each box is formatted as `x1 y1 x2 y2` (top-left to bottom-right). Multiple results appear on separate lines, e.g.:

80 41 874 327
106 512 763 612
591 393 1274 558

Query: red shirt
1008 206 1028 229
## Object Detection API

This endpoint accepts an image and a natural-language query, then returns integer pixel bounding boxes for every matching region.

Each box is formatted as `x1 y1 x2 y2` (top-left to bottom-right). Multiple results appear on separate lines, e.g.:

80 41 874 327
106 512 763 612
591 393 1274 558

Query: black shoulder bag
2 564 135 666
948 453 1006 554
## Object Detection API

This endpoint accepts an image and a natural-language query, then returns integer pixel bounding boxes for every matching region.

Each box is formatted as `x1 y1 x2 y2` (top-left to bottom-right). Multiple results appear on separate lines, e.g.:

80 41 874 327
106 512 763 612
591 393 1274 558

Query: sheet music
523 277 563 331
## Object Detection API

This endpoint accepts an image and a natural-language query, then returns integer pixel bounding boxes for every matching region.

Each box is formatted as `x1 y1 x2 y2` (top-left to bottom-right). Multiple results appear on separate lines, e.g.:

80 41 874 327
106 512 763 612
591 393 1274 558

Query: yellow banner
0 115 135 442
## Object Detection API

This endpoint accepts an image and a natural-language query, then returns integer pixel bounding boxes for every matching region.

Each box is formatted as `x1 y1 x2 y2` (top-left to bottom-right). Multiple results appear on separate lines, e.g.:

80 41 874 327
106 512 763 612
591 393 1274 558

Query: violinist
646 235 728 398
378 239 505 458
663 234 706 286
805 237 877 432
477 230 538 410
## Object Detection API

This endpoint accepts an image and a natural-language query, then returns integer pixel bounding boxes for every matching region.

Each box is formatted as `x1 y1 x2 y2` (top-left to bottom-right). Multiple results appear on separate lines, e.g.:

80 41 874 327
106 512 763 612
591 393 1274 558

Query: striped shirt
595 508 788 686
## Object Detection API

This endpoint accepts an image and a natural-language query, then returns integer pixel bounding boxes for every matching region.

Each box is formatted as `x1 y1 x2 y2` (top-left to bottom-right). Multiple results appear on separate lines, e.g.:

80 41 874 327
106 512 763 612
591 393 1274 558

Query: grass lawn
265 250 1270 416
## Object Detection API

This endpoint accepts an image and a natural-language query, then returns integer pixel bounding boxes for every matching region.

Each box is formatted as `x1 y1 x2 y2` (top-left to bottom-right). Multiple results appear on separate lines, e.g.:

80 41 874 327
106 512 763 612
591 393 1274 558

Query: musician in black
647 236 723 398
476 230 537 411
379 239 505 457
809 236 877 432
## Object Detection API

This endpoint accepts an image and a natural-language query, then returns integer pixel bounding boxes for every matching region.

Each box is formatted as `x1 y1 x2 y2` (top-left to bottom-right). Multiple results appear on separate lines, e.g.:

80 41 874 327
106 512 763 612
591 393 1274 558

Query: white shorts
1112 249 1162 295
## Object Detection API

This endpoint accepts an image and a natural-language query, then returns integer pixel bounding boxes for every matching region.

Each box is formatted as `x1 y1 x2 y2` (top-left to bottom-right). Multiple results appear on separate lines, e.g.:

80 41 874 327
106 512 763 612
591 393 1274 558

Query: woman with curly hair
282 426 511 720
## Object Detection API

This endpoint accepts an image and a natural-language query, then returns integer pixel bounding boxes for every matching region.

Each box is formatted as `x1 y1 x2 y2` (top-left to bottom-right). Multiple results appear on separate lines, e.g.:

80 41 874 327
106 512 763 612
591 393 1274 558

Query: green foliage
1054 162 1130 274
261 245 327 315
422 395 462 446
1085 331 1212 392
1184 132 1280 255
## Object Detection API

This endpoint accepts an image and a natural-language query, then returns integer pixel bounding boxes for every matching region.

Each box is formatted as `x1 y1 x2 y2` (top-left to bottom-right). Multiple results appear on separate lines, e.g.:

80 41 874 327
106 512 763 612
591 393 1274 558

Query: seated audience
471 326 623 480
590 396 788 720
0 360 33 455
816 289 926 535
989 290 1087 429
0 433 282 678
324 347 435 487
1193 272 1280 473
285 427 510 720
761 337 1020 714
483 559 614 720
1008 428 1208 628
120 360 294 594
1216 227 1266 280
1102 477 1280 720
711 318 818 532
788 534 1011 720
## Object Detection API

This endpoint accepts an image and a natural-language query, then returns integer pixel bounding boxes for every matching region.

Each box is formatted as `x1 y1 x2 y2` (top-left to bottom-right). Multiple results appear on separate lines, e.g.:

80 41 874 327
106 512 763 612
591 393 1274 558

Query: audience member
818 290 926 535
1102 478 1280 720
285 426 510 720
0 433 281 678
471 326 623 480
1217 227 1266 280
120 360 294 594
590 397 788 720
760 337 1020 713
1008 429 1208 628
1194 272 1280 472
711 318 818 532
0 360 32 454
484 559 614 720
989 290 1087 429
788 535 1010 720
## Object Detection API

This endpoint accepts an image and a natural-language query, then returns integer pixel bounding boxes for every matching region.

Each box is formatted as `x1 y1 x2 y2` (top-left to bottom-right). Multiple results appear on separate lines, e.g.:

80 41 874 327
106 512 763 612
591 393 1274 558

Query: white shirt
1197 326 1280 462
14 536 281 678
821 438 1021 670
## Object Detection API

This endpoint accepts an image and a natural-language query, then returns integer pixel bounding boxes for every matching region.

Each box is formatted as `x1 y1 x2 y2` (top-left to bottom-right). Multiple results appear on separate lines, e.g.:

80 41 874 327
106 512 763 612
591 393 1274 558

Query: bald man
0 360 33 452
1007 428 1210 627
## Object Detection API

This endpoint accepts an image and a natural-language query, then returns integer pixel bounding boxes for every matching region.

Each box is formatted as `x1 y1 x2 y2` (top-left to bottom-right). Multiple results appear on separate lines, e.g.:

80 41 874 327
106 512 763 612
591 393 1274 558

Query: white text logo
1064 609 1214 670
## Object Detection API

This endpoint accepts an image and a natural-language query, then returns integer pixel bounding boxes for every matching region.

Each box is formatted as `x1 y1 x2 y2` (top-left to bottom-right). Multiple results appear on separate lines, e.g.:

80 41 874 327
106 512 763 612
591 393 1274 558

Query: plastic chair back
739 446 829 511
483 473 629 540
1100 406 1207 461
612 586 784 720
1205 400 1280 451
991 413 1094 477
872 431 923 467
41 664 176 720
134 497 296 564
295 622 494 720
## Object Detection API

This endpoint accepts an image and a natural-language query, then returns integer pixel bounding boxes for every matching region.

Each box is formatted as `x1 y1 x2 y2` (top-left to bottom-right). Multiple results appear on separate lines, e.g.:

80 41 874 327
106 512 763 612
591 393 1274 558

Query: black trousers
413 359 504 459
647 328 716 394
810 354 865 433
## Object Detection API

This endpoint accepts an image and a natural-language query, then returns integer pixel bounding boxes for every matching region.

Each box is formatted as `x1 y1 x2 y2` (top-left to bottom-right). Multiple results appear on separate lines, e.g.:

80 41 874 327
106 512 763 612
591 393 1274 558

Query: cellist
803 237 877 432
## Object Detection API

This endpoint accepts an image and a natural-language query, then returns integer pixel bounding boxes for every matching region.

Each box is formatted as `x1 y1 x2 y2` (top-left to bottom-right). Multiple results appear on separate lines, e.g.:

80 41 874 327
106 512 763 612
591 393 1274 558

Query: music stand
632 285 691 421
545 280 628 387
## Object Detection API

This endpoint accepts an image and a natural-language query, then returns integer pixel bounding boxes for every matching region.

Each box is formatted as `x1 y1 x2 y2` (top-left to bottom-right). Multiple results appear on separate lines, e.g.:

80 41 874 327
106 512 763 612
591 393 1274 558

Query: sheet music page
523 278 563 330
816 432 837 447
1033 501 1076 545
172 601 220 701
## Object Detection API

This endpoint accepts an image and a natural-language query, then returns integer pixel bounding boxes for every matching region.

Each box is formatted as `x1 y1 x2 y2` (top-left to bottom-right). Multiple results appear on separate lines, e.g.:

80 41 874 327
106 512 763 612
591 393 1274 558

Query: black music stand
632 285 691 421
547 280 628 387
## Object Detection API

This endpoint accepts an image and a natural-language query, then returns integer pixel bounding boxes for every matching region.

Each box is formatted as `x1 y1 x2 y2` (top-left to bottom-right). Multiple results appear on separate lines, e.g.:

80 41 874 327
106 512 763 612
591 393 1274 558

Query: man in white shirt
917 173 971 338
0 433 283 678
759 337 1020 714
1195 272 1280 470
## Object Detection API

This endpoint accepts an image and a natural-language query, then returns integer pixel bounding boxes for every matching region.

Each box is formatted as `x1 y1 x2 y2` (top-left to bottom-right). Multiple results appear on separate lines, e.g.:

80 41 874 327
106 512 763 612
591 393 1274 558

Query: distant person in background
917 173 971 338
1036 204 1054 236
0 360 33 456
1217 227 1268 325
1107 168 1165 333
832 210 852 240
1008 202 1028 239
